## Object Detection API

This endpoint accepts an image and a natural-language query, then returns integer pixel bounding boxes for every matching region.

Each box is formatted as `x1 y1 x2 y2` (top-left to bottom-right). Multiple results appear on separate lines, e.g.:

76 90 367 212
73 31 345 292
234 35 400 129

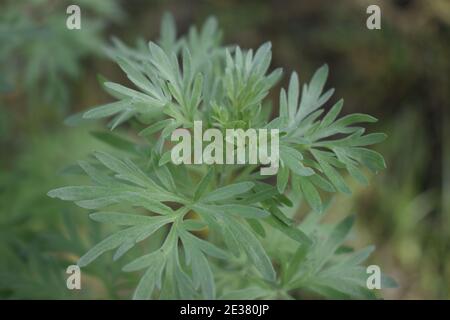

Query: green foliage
0 126 127 299
216 202 397 299
0 0 123 106
49 13 392 299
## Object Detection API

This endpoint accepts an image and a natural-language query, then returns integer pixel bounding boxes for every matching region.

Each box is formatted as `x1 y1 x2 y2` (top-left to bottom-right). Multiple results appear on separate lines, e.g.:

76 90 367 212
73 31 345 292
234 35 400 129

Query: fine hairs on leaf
48 12 394 300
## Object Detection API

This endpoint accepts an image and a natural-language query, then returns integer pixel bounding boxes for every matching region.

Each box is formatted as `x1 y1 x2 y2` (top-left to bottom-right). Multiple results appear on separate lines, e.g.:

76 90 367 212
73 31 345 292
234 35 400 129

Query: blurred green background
0 0 447 299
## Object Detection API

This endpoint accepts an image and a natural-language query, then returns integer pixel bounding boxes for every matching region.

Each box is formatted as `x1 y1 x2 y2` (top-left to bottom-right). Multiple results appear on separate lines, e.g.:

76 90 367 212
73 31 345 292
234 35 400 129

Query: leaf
347 147 386 172
279 89 288 125
83 100 132 119
343 246 375 266
158 151 172 166
264 215 312 246
309 173 335 192
295 64 332 123
180 230 228 260
78 217 172 267
269 205 292 226
139 119 174 137
75 196 120 209
332 113 378 128
123 250 162 272
182 219 208 231
90 131 138 154
247 219 266 237
320 99 343 128
189 249 215 299
89 212 173 226
64 111 95 127
104 82 165 106
152 160 176 191
277 164 289 193
219 221 241 258
224 217 275 281
47 186 112 201
195 204 270 219
284 244 309 283
78 226 141 267
113 241 135 261
299 177 323 213
189 73 203 111
309 64 329 97
133 255 166 300
193 168 214 201
281 145 314 176
313 215 355 269
200 182 254 202
93 151 153 188
328 215 354 248
148 42 179 86
123 193 174 215
312 149 351 194
109 109 135 130
346 163 368 186
159 12 177 51
178 230 222 299
287 72 299 120
238 187 278 205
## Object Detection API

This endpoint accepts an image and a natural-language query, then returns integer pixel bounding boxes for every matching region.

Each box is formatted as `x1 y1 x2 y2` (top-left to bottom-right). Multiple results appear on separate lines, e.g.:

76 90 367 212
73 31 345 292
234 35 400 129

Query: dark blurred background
0 0 448 299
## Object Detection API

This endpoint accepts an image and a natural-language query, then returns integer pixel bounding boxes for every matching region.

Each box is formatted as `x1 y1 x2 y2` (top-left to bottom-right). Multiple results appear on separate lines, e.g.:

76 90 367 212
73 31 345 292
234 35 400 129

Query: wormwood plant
48 13 395 299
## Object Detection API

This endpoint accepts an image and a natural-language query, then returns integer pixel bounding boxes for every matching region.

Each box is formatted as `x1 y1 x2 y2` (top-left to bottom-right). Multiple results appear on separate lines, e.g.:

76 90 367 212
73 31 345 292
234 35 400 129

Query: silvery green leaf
200 182 254 202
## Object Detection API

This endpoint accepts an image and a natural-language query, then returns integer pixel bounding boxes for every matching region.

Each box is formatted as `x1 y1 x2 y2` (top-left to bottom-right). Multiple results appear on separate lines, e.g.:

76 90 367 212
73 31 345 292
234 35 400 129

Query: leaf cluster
49 13 392 299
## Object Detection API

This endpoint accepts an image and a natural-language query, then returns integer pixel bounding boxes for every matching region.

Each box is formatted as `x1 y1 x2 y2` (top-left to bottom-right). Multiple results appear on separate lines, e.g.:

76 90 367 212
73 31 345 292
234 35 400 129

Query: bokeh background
0 0 448 299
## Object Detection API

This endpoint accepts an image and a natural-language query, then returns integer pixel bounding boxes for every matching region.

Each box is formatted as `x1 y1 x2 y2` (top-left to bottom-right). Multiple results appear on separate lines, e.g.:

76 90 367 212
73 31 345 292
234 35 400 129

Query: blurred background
0 0 447 299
